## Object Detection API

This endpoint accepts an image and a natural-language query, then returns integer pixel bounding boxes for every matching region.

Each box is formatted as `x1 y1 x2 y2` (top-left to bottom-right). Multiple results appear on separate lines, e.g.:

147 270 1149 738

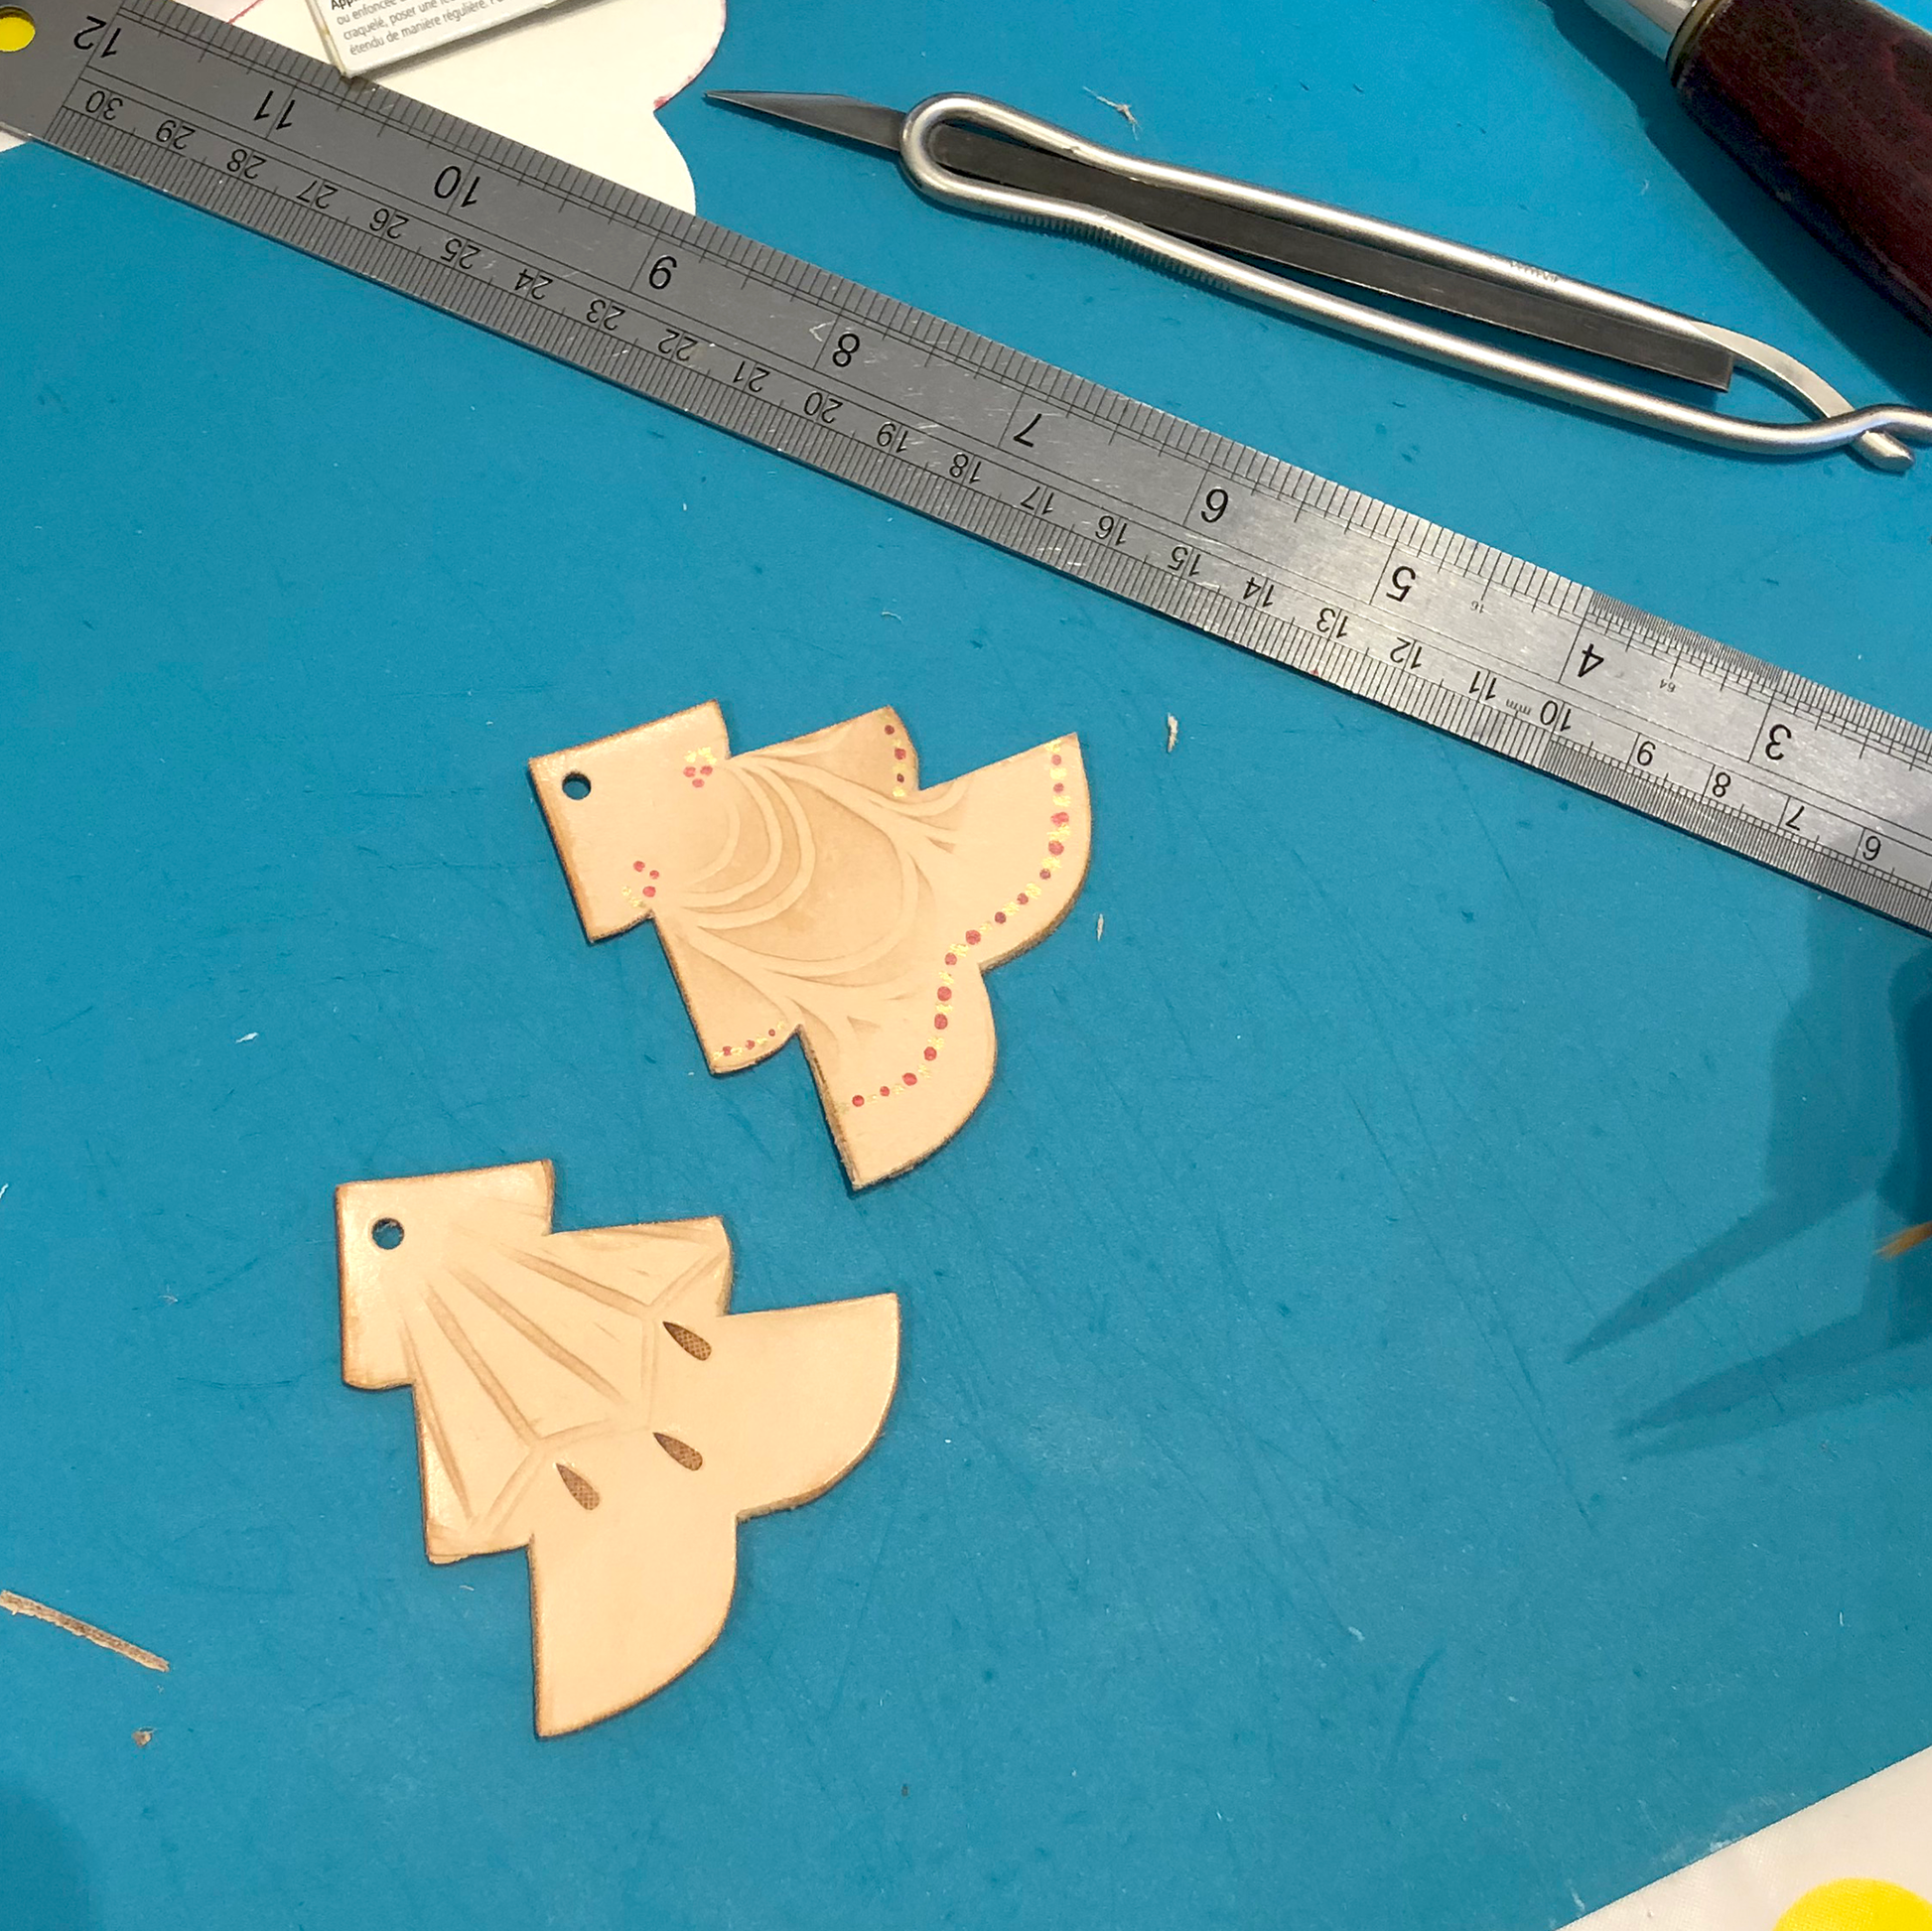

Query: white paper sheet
303 0 565 79
1571 1746 1932 1930
2 0 725 212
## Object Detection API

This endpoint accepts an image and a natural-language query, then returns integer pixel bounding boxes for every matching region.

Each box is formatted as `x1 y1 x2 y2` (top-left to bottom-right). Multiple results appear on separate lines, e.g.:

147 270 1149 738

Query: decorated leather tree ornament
336 1162 899 1735
530 704 1092 1188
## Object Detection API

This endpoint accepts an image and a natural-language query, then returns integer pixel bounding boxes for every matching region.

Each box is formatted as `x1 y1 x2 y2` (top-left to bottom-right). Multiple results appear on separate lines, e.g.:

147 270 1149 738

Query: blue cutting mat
6 0 1932 1923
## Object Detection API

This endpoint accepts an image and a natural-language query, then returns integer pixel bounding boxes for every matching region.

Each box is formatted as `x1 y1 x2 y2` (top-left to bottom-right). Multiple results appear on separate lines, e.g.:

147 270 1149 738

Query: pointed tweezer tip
702 89 853 112
701 91 908 155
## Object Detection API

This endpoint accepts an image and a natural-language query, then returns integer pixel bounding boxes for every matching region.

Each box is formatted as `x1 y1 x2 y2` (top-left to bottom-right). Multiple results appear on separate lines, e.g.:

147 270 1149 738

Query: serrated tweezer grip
897 93 1932 471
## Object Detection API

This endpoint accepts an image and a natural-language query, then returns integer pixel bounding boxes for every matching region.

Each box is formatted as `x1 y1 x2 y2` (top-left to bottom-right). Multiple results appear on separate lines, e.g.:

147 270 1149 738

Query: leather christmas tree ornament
335 1161 899 1735
530 703 1092 1187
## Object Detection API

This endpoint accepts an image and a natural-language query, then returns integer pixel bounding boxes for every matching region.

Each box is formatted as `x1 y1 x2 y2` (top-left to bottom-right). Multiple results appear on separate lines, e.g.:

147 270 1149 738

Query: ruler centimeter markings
10 0 1932 931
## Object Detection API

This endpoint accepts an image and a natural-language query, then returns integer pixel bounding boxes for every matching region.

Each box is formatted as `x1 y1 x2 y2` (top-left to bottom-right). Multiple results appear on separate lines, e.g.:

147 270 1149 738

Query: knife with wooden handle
1585 0 1932 336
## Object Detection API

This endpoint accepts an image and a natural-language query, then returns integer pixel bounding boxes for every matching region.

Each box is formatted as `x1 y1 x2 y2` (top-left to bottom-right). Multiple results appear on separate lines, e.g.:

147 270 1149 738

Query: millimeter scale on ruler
8 0 1932 931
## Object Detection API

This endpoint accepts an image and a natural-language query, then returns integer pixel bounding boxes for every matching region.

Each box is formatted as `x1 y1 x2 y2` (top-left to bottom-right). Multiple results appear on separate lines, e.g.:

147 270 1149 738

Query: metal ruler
9 0 1932 933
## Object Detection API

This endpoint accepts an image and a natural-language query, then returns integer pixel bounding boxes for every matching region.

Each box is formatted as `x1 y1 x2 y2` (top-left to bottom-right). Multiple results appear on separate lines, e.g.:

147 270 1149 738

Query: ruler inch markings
16 0 1932 930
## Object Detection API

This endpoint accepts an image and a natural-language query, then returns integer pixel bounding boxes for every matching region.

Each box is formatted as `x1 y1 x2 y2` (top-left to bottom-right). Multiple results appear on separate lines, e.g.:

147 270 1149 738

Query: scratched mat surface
6 0 1932 1924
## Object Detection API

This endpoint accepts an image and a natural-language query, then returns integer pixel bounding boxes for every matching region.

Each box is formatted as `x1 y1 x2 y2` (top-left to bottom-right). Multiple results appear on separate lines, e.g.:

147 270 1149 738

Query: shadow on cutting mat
1567 897 1932 1451
0 1788 99 1931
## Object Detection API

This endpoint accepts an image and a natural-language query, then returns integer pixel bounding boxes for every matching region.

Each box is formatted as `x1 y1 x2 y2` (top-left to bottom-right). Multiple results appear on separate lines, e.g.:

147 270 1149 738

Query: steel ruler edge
10 0 1932 936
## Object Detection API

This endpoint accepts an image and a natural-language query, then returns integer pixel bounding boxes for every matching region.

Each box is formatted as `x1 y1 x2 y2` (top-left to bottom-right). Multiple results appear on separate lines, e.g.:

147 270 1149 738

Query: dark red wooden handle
1673 0 1932 336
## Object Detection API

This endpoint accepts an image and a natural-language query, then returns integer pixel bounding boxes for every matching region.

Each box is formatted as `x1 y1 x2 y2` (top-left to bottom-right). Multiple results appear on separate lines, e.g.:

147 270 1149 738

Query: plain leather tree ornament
335 1162 900 1735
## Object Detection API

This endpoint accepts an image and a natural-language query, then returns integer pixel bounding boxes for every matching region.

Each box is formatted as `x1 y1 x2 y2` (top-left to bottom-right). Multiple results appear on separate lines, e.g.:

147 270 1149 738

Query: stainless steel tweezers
710 89 1932 472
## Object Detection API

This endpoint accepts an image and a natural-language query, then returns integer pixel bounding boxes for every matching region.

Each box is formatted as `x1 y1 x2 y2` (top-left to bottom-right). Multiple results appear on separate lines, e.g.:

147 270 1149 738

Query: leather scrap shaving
132 1729 154 1747
1096 913 1105 939
1879 1221 1932 1258
1084 86 1140 135
0 1590 171 1673
1166 715 1178 753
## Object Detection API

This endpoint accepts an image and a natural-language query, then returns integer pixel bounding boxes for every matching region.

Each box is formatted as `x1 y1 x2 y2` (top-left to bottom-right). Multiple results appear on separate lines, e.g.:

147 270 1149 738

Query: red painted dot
1048 841 1064 856
1018 894 1030 905
994 911 1007 924
701 764 713 775
1051 811 1069 827
1051 754 1063 766
643 886 656 897
692 778 705 788
683 766 695 776
1052 782 1064 794
894 748 906 761
649 871 659 880
1039 869 1052 881
965 929 981 945
924 1046 937 1061
879 1085 890 1098
902 1072 917 1086
884 724 896 736
936 986 952 1002
934 1014 948 1030
767 1029 776 1036
852 1094 865 1107
944 952 957 966
722 1045 734 1056
744 1039 756 1049
633 861 646 872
